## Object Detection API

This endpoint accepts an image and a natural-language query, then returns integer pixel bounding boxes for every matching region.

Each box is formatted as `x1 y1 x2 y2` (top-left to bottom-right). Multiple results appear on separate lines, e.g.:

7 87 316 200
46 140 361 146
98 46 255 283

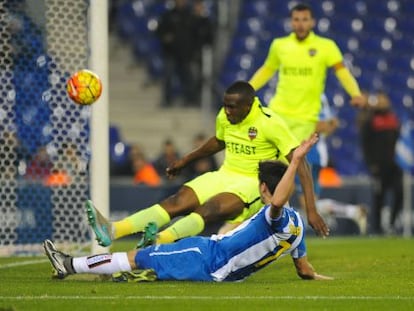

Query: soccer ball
67 69 102 105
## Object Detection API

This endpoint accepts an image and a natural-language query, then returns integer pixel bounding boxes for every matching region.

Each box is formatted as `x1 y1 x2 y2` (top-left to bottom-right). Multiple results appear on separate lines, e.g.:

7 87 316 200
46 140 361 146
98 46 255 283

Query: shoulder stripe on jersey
244 196 261 208
258 104 271 118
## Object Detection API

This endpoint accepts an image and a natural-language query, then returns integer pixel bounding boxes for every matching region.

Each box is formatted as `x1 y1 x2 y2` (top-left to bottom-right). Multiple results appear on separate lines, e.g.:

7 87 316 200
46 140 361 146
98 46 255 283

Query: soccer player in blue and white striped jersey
44 133 332 282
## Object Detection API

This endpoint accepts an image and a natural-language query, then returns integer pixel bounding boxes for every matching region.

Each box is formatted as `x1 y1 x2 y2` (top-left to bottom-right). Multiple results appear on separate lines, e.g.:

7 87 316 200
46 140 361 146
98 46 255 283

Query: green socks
113 204 170 239
157 212 205 244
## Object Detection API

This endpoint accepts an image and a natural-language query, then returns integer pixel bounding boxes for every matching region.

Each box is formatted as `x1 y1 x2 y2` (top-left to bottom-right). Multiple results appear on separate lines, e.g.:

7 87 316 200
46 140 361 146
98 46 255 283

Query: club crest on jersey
308 48 317 57
248 127 258 140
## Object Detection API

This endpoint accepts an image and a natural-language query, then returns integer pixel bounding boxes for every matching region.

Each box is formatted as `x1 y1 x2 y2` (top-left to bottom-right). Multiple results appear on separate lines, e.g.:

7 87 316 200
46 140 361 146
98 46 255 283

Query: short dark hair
290 3 314 18
225 81 255 105
258 160 288 194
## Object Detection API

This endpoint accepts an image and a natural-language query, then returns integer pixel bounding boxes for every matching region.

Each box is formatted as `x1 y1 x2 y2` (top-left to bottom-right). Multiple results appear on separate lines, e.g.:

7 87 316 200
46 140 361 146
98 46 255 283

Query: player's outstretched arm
296 158 330 235
166 136 224 178
293 257 333 280
269 134 318 218
288 137 330 237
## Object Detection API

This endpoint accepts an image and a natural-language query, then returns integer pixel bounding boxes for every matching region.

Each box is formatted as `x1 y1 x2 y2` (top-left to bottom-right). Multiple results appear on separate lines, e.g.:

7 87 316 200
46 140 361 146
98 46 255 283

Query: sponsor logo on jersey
282 67 313 76
225 142 257 155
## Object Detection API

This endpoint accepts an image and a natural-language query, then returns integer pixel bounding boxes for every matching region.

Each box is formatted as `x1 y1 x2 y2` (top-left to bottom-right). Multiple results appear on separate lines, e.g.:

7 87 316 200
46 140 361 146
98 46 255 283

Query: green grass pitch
0 237 413 310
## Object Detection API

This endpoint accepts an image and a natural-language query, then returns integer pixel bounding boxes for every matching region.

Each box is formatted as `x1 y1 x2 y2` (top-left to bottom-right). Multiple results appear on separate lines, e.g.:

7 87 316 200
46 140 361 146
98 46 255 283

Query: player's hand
307 210 330 238
165 160 185 178
350 95 367 108
313 273 334 280
293 133 319 160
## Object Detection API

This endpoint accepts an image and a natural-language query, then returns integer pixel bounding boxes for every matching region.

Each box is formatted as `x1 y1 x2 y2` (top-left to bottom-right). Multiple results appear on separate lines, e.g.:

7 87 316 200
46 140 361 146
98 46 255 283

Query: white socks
72 252 131 274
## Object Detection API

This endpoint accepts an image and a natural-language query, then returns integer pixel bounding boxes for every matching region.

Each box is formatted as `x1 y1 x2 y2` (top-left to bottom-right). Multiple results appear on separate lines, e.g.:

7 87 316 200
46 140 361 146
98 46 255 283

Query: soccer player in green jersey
249 3 366 142
86 81 329 248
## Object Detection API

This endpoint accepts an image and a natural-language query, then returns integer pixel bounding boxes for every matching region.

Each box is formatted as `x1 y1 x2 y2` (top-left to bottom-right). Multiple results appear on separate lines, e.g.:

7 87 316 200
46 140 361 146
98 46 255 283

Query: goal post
89 0 110 254
0 0 109 256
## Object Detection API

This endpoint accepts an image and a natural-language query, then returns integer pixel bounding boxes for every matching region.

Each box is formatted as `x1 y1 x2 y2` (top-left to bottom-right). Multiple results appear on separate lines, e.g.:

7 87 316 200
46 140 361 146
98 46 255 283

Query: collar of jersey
289 31 315 44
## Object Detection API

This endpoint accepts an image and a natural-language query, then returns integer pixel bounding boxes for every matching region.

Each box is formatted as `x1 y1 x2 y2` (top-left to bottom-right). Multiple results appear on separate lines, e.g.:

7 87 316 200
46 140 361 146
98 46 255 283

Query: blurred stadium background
0 0 413 255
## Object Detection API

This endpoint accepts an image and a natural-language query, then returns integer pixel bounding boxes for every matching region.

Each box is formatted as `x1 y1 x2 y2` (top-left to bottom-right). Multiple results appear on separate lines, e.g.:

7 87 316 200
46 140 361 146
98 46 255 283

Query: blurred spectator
129 144 144 162
191 0 215 105
25 146 53 182
153 139 181 180
56 142 88 183
358 91 403 235
155 0 197 107
25 143 87 187
184 133 218 180
27 144 87 187
131 146 161 187
0 131 24 181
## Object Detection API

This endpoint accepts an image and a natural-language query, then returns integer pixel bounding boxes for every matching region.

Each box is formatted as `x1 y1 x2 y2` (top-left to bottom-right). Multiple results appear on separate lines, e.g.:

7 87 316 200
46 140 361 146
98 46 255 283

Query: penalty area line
0 295 412 301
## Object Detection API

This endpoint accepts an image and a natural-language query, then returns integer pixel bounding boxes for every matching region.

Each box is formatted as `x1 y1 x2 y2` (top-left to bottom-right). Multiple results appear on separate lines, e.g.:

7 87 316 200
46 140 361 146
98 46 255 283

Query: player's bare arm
350 95 367 108
166 136 225 178
315 118 339 136
285 140 330 237
270 134 318 218
293 257 333 280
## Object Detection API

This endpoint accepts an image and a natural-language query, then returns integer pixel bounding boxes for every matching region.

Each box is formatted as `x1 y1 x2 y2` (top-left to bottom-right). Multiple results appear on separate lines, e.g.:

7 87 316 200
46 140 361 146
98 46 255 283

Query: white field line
0 295 413 301
0 259 48 269
0 261 412 301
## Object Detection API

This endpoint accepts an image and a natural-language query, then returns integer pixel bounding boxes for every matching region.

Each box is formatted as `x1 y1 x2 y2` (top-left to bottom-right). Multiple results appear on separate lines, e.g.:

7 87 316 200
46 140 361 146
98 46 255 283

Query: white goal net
0 0 96 256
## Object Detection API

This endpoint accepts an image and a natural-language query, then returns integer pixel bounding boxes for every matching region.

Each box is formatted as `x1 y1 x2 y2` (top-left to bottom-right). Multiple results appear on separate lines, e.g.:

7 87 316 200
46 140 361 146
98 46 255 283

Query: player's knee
161 186 199 216
195 200 244 222
195 204 220 222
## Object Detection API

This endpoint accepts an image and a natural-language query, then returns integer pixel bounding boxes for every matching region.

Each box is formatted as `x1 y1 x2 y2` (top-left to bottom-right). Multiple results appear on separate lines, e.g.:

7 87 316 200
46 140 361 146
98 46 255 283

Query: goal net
0 0 96 256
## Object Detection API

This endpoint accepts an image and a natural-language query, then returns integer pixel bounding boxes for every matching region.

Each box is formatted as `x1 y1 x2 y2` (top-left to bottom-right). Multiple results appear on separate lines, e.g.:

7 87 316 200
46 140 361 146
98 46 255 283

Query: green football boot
136 222 158 249
85 200 112 247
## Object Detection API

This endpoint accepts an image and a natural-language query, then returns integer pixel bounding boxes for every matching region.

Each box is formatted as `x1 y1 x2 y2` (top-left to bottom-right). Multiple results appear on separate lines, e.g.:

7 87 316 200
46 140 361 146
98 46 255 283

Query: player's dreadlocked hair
258 160 288 194
225 81 255 105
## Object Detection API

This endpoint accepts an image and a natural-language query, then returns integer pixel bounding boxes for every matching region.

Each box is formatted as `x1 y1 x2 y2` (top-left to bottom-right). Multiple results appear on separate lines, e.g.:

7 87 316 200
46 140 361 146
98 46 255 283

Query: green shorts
184 168 263 223
281 117 316 142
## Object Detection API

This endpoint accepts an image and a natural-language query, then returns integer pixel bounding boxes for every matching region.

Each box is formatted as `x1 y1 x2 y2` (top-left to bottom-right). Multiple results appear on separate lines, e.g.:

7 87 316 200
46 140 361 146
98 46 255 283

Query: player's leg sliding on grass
45 134 332 282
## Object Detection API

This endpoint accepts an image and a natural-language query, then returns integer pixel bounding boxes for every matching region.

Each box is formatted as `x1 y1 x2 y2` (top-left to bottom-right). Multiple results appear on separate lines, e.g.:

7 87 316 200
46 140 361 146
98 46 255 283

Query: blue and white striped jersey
210 205 306 281
135 204 306 282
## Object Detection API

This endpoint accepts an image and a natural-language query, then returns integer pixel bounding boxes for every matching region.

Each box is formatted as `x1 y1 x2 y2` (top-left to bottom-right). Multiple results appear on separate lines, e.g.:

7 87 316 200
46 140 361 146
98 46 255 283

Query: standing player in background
44 134 333 282
249 2 366 145
86 81 329 249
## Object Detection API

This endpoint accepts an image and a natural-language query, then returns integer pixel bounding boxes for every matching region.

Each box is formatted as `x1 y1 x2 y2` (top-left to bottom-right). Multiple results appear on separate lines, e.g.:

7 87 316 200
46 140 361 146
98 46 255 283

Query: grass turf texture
0 237 413 310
